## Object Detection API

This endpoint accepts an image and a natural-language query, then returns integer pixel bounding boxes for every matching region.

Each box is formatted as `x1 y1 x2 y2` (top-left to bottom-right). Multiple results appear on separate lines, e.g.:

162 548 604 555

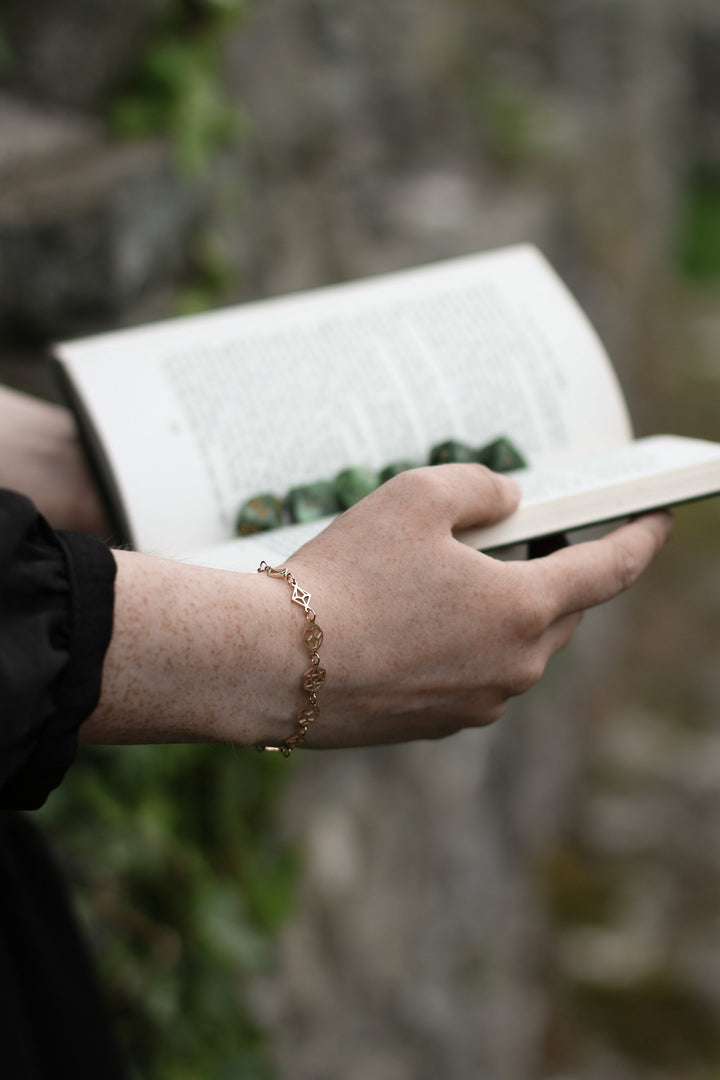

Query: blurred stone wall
2 3 719 1079
0 0 205 398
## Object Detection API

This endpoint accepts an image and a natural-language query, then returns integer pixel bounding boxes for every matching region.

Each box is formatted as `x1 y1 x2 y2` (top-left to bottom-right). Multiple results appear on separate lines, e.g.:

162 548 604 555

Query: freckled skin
82 466 673 750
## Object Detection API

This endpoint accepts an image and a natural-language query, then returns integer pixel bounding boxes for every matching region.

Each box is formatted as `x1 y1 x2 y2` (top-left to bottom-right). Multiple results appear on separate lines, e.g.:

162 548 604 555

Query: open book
55 245 720 572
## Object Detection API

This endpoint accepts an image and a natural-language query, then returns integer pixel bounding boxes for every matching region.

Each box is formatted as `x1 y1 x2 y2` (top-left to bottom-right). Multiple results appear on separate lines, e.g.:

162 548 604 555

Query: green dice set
235 436 526 536
429 436 526 470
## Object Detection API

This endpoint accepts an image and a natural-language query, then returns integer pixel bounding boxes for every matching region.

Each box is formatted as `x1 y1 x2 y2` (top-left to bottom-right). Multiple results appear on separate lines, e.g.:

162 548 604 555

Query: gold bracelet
256 560 326 756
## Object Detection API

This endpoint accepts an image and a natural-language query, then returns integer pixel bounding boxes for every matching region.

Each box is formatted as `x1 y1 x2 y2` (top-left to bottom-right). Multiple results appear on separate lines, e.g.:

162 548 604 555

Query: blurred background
1 1 720 1078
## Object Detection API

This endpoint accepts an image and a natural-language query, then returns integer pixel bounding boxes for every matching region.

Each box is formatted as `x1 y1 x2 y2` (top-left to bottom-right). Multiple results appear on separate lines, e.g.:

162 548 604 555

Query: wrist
83 552 304 747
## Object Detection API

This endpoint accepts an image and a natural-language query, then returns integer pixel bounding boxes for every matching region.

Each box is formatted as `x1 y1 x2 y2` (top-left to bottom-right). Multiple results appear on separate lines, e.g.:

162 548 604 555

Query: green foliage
37 742 296 1078
443 45 539 173
468 72 538 171
174 228 236 314
109 1 249 173
676 173 720 280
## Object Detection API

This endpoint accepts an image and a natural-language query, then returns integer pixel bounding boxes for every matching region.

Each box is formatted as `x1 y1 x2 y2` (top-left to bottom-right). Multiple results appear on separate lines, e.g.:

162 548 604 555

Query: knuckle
613 541 641 592
474 463 495 485
466 700 506 728
514 590 551 640
506 653 546 696
475 463 513 503
386 465 442 507
485 702 507 726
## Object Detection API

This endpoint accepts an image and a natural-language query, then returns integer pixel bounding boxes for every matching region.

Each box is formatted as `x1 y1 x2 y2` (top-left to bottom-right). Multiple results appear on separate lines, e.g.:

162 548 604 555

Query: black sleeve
0 490 116 811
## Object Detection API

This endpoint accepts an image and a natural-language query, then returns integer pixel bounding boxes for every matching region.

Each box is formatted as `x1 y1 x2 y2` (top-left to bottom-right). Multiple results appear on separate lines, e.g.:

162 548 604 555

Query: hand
0 386 110 534
285 464 672 747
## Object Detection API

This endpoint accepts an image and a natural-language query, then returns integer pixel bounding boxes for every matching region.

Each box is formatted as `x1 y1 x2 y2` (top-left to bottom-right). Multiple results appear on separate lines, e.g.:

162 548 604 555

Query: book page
56 245 631 554
181 435 720 572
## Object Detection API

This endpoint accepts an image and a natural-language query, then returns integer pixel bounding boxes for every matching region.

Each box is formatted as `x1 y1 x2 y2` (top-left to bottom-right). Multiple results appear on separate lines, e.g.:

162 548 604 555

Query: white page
56 245 631 554
182 435 720 572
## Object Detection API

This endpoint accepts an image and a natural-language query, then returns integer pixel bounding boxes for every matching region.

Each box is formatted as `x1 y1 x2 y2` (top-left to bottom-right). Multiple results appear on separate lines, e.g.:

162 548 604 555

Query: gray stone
0 94 101 175
0 128 206 337
2 0 173 109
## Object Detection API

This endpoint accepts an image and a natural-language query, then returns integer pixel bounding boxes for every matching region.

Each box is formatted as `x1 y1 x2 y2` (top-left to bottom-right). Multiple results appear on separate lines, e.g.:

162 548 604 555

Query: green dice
334 467 379 509
235 494 284 536
428 440 476 465
285 480 341 523
476 436 527 472
379 460 418 483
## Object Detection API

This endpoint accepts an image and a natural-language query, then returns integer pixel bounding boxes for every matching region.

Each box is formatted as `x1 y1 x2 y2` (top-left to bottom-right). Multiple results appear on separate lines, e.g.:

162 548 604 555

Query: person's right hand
84 464 672 751
284 464 672 747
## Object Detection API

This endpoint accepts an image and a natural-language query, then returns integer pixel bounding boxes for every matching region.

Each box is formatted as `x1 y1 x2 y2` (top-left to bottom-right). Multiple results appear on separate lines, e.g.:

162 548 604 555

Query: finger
392 463 520 530
533 511 673 618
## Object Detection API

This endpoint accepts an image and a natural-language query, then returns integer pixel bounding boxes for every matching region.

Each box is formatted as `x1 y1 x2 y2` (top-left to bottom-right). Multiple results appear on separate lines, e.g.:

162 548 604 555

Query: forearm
81 550 302 747
0 386 109 534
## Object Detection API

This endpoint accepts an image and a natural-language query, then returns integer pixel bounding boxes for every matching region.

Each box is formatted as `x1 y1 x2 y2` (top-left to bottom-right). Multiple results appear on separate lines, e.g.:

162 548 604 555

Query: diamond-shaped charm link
291 584 312 611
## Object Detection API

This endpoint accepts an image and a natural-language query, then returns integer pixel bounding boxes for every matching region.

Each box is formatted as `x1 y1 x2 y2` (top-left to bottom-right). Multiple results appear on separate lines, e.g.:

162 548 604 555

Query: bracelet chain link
256 560 325 756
